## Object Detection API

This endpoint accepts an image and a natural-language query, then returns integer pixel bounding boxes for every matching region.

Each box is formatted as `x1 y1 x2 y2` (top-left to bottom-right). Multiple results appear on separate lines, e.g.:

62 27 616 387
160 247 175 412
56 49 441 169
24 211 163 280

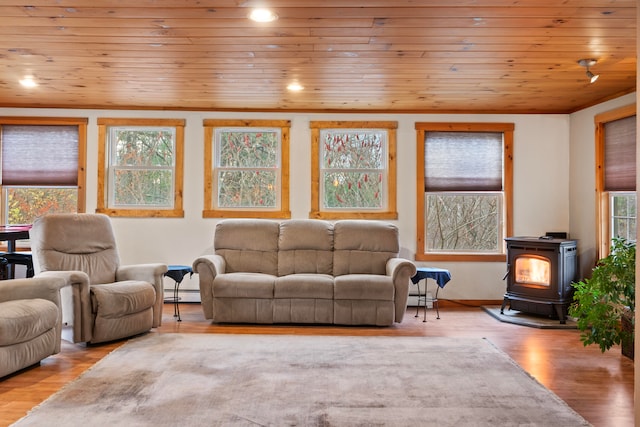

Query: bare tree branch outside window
426 193 501 252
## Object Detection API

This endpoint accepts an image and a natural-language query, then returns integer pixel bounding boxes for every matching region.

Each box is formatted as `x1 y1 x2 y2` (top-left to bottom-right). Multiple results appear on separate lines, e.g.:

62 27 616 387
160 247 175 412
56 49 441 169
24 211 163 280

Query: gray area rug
13 333 590 427
482 305 578 329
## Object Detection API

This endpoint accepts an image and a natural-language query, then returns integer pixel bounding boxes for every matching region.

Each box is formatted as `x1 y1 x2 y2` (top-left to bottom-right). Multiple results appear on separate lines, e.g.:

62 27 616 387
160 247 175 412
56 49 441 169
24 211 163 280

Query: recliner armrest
33 270 92 344
0 276 67 304
116 263 168 282
0 276 68 353
116 263 168 328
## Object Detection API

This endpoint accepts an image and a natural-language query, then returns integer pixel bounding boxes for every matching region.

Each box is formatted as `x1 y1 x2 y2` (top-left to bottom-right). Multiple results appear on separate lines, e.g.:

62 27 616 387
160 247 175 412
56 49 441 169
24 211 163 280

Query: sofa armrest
192 255 226 319
34 270 93 344
117 263 168 328
193 254 226 276
386 258 417 323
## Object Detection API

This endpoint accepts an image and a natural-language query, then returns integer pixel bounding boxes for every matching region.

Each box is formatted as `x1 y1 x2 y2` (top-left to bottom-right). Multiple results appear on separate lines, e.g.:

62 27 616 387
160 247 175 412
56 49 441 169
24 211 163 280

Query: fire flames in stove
515 256 550 286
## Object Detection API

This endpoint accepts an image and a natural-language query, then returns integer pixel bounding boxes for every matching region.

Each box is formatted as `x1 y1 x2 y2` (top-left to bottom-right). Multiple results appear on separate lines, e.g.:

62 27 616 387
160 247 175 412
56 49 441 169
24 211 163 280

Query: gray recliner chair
0 276 67 378
30 213 167 344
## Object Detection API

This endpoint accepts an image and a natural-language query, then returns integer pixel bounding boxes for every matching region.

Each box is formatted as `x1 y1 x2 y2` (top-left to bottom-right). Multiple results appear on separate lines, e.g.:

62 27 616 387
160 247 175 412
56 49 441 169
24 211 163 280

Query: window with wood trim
0 117 87 225
203 119 290 219
310 121 397 219
595 104 636 258
97 118 185 218
415 123 514 262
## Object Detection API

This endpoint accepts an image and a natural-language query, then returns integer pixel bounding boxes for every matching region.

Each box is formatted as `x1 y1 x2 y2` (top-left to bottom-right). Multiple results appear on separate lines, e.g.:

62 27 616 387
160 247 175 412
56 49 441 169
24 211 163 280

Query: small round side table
164 265 193 322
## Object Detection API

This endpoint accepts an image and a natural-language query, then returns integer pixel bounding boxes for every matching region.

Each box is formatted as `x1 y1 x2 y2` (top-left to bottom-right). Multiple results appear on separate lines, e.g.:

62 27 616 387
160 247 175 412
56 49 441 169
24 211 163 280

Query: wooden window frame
202 119 291 219
0 116 87 221
594 104 637 259
97 118 185 218
309 121 398 220
415 122 514 262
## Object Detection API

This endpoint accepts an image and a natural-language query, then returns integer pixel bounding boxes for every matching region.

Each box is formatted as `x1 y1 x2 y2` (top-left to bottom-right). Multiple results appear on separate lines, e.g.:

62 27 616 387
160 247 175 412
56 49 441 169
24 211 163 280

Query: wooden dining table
0 225 32 279
0 224 32 252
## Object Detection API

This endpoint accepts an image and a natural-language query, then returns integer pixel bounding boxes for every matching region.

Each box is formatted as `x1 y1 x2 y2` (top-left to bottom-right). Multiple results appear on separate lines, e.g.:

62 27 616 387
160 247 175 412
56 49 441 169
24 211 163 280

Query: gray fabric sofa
193 219 416 325
0 276 67 378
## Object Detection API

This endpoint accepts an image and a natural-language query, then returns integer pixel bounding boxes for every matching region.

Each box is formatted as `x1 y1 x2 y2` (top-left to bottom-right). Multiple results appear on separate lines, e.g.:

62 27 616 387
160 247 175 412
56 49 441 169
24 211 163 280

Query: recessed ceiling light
19 76 37 88
287 82 304 92
248 8 278 23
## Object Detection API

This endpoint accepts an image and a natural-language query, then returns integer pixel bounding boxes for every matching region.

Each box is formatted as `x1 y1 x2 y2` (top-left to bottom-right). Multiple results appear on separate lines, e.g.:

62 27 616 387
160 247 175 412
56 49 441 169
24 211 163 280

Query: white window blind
604 115 636 191
424 131 503 192
2 125 78 186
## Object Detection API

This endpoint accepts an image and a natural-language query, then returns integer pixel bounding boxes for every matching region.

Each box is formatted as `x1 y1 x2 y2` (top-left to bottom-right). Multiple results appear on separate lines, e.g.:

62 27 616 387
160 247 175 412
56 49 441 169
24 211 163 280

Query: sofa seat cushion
334 274 394 301
274 274 334 299
214 273 276 298
91 281 156 318
0 298 58 346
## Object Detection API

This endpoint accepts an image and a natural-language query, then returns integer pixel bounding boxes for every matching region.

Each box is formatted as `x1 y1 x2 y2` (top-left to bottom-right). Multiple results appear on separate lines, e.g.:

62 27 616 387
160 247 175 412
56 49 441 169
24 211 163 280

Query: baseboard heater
407 292 434 308
163 288 201 303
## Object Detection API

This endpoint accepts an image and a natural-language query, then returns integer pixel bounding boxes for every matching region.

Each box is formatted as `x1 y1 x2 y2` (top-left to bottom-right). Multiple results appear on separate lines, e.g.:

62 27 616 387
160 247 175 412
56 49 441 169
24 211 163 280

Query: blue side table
411 267 452 322
164 265 193 322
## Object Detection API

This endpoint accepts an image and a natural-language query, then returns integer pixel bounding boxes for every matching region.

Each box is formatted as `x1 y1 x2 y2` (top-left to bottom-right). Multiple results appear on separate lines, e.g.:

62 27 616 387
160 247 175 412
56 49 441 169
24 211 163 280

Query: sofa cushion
214 219 279 275
274 274 334 299
90 281 156 318
214 273 276 298
30 213 119 284
333 220 399 276
334 274 395 301
278 220 334 276
0 298 58 346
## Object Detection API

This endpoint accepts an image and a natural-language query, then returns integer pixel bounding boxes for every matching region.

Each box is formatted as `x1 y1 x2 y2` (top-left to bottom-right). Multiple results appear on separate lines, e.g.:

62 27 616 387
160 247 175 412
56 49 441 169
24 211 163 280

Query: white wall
0 107 574 300
569 92 636 278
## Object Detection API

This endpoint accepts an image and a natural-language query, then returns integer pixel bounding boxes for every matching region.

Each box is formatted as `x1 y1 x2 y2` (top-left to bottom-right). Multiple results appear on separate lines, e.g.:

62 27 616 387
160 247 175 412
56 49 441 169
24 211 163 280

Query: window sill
202 210 291 219
95 208 184 218
309 211 398 220
415 253 506 262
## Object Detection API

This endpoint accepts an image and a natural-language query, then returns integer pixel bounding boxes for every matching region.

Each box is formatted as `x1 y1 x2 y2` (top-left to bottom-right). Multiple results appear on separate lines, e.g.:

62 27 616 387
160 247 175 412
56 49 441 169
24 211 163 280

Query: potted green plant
569 237 635 358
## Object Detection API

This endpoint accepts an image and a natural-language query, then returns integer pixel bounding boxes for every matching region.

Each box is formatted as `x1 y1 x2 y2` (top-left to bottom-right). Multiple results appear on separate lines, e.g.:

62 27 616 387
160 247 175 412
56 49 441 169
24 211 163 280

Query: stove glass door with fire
501 236 577 323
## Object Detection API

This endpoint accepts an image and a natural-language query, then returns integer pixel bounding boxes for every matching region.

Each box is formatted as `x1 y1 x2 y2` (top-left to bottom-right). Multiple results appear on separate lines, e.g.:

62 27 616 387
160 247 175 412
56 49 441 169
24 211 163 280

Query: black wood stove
501 236 578 324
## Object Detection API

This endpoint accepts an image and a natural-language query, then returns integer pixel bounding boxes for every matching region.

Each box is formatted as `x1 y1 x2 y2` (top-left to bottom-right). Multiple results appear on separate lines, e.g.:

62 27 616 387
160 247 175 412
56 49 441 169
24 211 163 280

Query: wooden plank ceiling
0 0 636 113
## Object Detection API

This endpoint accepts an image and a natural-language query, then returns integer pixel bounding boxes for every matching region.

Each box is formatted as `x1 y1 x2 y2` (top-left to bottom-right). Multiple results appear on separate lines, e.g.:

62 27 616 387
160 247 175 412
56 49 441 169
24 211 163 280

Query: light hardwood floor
0 302 633 427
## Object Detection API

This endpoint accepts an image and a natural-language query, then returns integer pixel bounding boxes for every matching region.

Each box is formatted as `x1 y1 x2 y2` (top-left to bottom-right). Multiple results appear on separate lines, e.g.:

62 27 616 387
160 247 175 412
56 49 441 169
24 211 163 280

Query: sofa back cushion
278 220 334 276
333 220 399 276
214 219 279 275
